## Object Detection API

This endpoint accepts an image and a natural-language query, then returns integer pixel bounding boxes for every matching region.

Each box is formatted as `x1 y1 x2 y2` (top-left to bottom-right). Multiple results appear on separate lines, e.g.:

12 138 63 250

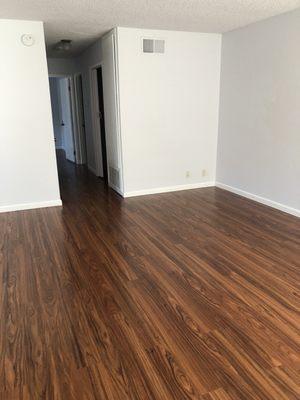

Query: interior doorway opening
96 66 108 183
49 74 87 167
91 65 109 183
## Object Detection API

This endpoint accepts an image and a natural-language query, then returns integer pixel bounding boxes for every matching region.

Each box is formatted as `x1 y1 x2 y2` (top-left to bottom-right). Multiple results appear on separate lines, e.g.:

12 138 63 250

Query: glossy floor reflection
0 150 299 399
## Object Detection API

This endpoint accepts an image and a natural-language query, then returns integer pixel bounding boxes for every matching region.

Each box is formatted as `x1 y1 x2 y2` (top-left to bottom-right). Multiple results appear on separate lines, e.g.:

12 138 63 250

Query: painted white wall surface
217 9 300 215
116 28 222 196
76 40 103 174
49 77 63 148
102 31 124 193
0 19 61 212
47 57 79 76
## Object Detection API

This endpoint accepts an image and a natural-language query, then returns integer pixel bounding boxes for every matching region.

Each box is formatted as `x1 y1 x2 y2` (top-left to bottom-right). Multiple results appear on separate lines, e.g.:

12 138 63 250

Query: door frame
72 73 87 164
90 62 107 178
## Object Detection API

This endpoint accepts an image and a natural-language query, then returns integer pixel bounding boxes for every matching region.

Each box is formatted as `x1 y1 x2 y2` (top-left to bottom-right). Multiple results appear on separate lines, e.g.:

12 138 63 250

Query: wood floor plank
0 150 299 399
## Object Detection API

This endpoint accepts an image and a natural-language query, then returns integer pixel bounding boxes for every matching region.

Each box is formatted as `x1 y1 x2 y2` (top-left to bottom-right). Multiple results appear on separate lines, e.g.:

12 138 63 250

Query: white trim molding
124 181 215 198
216 182 300 218
0 200 62 214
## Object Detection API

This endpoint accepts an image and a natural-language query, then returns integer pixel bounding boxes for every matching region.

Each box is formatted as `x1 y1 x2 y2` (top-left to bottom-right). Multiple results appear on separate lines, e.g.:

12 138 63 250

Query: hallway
0 152 299 399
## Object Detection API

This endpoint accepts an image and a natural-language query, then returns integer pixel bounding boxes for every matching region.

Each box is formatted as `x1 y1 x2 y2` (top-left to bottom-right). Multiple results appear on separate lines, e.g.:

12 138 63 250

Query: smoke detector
21 34 35 47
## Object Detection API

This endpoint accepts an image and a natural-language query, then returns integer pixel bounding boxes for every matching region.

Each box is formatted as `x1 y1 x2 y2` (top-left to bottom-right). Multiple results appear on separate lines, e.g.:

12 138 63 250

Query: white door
59 78 75 162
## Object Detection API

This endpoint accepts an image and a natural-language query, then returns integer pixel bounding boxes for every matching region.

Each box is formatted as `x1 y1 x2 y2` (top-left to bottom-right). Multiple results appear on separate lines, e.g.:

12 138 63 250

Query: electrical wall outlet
202 169 207 177
186 171 190 178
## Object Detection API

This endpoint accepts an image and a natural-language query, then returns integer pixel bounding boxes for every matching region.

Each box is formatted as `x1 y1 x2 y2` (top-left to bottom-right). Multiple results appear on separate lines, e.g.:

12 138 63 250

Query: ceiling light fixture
54 39 72 52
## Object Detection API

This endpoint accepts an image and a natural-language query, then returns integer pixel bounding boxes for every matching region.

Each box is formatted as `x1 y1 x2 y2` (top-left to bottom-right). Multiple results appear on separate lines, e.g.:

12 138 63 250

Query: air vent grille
143 39 165 54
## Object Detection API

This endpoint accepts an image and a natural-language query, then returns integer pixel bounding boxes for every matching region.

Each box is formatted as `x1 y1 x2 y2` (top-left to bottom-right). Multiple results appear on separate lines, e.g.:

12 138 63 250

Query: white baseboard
216 182 300 218
0 199 62 214
124 181 215 198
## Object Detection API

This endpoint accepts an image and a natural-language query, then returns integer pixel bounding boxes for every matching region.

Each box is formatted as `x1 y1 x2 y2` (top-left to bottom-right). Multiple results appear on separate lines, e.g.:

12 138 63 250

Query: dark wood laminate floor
1 151 299 400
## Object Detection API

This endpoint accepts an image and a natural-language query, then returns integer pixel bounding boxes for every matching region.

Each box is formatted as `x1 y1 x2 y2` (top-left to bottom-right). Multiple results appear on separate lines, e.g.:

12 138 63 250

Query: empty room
0 1 299 399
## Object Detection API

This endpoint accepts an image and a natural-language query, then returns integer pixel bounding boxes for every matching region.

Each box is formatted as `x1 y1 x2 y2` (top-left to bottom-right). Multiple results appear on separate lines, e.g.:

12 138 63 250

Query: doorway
49 75 87 166
49 76 75 162
91 65 108 182
96 67 108 183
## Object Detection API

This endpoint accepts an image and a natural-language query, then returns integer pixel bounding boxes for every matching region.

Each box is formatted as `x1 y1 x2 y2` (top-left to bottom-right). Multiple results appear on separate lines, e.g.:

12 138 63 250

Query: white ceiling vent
143 39 165 54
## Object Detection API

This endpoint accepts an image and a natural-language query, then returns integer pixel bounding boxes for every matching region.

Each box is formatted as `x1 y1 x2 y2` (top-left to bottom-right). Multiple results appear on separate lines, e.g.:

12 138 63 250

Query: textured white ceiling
1 0 300 57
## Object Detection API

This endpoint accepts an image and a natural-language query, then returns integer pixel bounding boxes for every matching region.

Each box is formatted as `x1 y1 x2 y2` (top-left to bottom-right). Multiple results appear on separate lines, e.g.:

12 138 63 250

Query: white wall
217 9 300 216
102 31 124 193
0 19 61 212
116 28 222 196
